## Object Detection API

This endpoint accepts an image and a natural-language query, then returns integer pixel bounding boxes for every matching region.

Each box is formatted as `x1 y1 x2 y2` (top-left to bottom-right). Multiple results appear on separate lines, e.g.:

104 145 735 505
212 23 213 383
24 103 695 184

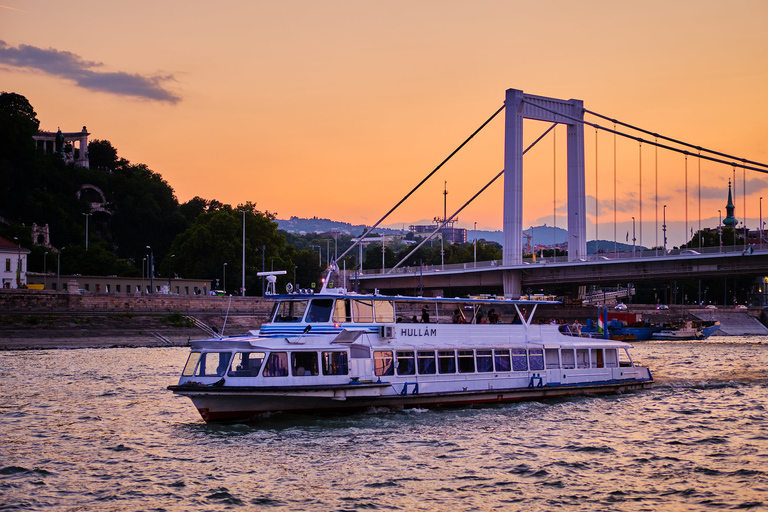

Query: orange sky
2 1 767 247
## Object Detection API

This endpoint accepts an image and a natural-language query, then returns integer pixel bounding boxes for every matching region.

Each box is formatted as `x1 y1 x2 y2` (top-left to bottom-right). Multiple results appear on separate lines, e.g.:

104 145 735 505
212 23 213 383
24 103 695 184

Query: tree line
0 92 502 295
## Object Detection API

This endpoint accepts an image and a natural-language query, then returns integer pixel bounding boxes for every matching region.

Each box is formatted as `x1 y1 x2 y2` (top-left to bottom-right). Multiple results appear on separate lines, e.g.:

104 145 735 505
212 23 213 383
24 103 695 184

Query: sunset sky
2 0 767 247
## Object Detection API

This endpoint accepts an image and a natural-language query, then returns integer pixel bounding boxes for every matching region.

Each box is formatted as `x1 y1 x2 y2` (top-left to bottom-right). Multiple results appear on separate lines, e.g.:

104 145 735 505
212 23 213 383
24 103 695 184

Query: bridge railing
356 243 765 277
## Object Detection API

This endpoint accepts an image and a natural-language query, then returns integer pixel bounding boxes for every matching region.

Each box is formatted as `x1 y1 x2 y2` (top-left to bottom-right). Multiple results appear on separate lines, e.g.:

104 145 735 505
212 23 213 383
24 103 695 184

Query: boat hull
169 379 653 422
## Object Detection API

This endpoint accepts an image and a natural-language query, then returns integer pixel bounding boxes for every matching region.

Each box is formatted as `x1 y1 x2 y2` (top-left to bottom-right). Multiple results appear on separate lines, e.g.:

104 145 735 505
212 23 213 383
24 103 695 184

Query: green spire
723 179 737 227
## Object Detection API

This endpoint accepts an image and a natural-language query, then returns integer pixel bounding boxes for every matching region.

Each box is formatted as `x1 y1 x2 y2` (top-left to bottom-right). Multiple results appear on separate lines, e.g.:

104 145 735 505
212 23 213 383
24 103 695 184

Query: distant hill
276 217 644 253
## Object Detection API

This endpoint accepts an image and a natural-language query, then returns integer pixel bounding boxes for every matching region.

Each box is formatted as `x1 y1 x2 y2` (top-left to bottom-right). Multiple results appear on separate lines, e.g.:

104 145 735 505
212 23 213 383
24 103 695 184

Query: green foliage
161 312 192 327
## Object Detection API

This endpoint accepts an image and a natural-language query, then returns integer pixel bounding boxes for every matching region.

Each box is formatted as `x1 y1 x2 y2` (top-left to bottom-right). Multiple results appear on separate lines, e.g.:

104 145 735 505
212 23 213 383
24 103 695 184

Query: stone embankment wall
0 289 273 316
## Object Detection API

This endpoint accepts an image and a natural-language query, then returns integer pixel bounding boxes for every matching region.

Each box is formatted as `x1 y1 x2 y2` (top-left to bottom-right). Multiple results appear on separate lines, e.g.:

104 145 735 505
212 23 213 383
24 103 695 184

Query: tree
87 139 120 170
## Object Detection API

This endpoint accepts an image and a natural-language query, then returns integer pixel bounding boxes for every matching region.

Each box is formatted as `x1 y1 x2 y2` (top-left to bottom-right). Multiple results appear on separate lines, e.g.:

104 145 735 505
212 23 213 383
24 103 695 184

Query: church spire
723 179 737 227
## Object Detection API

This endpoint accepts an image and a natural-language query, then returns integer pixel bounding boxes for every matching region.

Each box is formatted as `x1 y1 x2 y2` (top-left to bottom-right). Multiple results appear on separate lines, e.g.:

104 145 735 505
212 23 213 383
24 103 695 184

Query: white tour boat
169 272 654 422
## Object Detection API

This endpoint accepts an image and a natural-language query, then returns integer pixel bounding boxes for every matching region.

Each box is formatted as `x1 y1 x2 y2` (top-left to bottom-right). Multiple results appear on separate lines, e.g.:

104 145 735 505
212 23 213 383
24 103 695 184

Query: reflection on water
1 338 768 510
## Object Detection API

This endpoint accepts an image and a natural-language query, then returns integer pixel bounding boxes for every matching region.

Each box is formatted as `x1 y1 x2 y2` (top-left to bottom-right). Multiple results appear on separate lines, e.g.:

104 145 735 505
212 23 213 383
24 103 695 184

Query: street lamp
146 245 153 294
43 251 48 290
223 262 227 293
142 257 147 295
632 216 636 257
56 247 65 291
662 205 667 253
473 221 477 267
82 213 92 250
13 237 20 288
238 210 248 296
760 197 763 250
168 254 175 291
718 209 722 253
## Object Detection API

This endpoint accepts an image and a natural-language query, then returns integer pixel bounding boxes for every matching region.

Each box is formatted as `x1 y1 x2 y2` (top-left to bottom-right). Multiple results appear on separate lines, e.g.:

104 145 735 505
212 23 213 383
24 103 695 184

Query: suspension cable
388 123 558 272
583 108 768 170
522 100 768 174
335 103 506 264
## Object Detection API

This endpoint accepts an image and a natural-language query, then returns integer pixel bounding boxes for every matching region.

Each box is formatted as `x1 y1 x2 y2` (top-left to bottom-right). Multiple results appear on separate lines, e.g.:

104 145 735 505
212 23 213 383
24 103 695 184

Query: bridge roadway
354 246 768 295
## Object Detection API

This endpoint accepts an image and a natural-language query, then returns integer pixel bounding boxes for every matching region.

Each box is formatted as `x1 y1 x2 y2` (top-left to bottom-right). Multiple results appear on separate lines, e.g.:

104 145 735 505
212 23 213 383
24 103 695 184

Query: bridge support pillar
502 269 522 298
502 88 587 267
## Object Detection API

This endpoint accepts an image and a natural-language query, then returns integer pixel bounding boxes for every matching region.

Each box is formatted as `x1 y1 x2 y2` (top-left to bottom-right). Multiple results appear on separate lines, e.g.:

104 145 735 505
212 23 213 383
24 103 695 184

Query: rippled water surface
2 338 768 511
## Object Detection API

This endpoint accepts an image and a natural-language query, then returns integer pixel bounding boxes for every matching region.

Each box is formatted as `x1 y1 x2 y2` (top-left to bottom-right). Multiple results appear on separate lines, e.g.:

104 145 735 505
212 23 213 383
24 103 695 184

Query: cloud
0 40 181 103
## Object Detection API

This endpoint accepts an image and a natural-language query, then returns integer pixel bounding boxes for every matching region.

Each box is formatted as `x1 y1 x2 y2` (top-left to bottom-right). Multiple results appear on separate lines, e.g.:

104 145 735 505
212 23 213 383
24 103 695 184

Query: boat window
591 349 604 368
561 349 575 369
438 350 456 374
396 351 416 375
528 349 544 371
182 352 202 376
307 299 333 323
273 300 308 322
604 349 618 368
263 352 289 377
545 349 560 369
476 350 493 372
350 345 371 359
458 350 475 373
511 349 527 371
375 300 395 323
291 352 319 376
193 352 232 377
374 351 394 376
576 349 589 369
228 351 266 377
332 299 351 323
495 349 512 372
352 300 375 323
417 351 436 374
322 351 349 375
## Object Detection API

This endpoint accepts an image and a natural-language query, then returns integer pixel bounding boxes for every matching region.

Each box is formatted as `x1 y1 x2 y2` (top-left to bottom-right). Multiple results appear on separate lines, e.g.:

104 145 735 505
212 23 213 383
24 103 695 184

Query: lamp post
718 209 722 253
294 265 298 291
473 221 477 267
761 197 763 250
238 210 248 296
632 216 636 257
82 213 92 250
662 205 667 253
223 262 227 293
168 254 175 292
146 245 153 294
43 251 48 290
13 237 20 288
57 247 65 291
141 257 146 295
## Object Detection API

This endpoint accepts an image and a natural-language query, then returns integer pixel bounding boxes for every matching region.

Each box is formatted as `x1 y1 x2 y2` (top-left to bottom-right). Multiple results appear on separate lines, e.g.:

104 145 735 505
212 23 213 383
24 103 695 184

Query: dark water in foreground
2 338 768 511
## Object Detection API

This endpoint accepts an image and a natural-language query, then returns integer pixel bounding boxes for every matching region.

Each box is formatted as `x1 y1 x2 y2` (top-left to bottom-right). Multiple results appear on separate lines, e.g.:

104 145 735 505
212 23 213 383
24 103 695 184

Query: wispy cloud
0 41 181 103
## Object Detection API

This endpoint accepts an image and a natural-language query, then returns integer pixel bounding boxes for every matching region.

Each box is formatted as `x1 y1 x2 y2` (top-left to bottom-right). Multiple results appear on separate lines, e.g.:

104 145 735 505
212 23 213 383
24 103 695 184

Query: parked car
614 303 628 311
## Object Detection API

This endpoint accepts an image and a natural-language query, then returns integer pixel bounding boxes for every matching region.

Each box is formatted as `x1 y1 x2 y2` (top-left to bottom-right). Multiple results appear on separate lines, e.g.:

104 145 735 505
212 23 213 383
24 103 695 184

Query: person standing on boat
421 307 430 323
572 319 582 335
488 309 499 324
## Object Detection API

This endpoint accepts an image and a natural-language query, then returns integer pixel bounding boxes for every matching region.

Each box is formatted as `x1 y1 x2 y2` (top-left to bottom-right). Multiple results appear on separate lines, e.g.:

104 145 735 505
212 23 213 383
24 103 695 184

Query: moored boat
168 273 654 422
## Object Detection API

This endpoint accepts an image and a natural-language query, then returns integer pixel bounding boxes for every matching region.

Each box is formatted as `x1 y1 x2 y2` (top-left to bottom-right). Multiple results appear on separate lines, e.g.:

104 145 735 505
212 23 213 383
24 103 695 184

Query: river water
2 337 768 511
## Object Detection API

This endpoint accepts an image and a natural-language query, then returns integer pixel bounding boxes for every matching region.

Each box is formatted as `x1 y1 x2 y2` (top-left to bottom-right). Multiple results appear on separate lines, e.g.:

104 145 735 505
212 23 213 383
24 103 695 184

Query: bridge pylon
503 88 586 297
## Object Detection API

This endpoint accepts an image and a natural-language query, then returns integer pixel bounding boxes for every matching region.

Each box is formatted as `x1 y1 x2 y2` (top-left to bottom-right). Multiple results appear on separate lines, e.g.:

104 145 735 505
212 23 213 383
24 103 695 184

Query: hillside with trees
1 92 505 295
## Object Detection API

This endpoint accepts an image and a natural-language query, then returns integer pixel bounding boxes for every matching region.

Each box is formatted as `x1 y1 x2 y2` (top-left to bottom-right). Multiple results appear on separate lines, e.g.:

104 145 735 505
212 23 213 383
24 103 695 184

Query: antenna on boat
220 294 232 338
257 270 287 295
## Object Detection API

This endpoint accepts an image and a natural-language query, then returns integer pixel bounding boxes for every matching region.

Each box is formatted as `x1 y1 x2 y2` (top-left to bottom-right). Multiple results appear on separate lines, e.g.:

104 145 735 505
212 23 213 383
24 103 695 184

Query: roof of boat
266 290 559 305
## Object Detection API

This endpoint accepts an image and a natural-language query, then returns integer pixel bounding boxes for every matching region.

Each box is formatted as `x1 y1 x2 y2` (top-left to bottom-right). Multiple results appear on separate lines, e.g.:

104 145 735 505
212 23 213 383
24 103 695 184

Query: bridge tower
503 89 586 297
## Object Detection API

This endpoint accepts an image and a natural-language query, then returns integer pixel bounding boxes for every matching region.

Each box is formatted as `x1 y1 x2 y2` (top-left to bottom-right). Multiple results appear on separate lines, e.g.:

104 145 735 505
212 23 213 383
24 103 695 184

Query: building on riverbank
0 236 30 289
25 272 212 296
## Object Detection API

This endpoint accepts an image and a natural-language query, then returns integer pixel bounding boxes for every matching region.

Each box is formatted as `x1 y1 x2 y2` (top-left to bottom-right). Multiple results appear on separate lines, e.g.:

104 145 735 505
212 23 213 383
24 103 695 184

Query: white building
0 236 30 289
